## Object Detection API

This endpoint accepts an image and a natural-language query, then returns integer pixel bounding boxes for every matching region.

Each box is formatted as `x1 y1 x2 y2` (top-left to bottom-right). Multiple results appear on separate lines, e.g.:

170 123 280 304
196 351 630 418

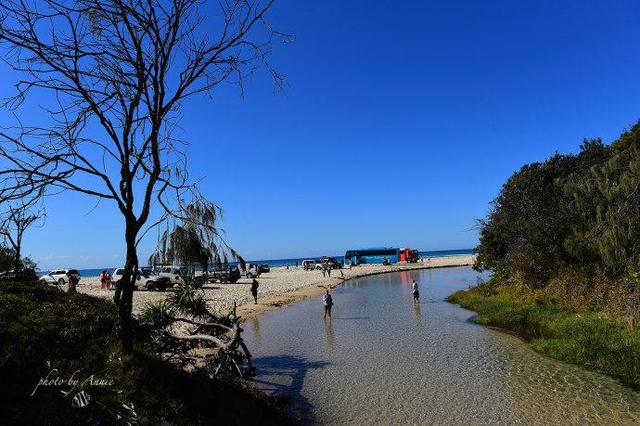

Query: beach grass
448 283 640 388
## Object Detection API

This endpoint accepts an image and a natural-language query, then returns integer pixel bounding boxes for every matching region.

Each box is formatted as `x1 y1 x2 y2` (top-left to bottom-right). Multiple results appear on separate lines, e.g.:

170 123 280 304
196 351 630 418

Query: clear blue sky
4 0 640 269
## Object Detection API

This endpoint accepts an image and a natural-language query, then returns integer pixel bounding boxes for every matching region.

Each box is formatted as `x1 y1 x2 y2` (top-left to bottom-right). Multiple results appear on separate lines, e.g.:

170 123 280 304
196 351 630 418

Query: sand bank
75 254 475 318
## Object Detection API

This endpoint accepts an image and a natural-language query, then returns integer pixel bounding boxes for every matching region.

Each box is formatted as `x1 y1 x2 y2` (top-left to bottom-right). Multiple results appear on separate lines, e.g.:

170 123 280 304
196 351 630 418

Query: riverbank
448 282 640 388
75 254 475 317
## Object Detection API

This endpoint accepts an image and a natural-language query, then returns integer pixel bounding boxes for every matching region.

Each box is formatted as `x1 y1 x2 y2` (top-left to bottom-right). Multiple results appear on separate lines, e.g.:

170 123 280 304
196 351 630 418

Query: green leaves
476 120 640 290
149 198 244 271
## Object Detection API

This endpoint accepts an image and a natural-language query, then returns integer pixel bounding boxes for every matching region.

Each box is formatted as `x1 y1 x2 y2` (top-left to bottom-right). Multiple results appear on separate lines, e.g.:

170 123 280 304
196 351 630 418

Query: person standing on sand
327 266 331 277
250 279 259 304
100 270 107 289
323 289 333 319
412 279 420 303
322 267 326 278
106 271 113 290
67 271 79 294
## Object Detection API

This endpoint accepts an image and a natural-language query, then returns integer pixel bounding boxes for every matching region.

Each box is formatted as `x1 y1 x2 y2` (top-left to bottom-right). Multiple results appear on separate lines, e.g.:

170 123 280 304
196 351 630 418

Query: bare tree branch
0 0 284 350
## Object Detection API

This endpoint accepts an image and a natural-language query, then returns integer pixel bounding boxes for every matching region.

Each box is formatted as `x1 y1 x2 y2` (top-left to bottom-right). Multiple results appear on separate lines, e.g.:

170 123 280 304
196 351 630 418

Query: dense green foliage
0 282 289 424
459 121 640 386
0 245 36 271
475 121 640 323
448 285 640 387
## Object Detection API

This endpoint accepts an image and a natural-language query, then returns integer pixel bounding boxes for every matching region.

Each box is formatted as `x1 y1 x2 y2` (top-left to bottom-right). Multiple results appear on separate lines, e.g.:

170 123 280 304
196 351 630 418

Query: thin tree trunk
12 226 22 272
13 242 21 272
114 219 139 352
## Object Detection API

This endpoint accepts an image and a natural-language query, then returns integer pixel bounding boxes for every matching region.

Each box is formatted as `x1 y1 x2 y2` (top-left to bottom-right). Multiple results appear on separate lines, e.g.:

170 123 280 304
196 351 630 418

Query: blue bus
344 247 400 266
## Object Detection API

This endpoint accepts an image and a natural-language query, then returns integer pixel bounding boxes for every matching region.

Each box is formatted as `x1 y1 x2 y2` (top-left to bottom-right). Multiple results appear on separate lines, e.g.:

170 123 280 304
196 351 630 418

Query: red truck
399 248 420 263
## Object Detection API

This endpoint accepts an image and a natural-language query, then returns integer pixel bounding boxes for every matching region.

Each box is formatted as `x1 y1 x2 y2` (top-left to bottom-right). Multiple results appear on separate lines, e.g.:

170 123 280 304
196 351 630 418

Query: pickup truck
208 266 241 284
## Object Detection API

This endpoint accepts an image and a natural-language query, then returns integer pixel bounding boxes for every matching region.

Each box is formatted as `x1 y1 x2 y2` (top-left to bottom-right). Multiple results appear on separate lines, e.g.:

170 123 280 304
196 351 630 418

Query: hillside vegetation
451 121 640 386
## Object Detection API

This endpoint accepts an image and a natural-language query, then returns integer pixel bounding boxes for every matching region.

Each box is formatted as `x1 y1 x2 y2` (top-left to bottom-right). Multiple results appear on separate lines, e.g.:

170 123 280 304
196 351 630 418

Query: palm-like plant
149 198 244 273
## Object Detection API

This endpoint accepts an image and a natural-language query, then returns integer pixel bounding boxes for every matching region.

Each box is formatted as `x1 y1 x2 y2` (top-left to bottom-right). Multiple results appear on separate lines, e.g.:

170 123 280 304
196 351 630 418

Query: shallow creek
243 267 640 425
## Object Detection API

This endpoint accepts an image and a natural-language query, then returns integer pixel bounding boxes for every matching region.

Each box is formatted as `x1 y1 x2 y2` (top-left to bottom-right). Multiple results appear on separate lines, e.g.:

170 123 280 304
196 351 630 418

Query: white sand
75 255 475 317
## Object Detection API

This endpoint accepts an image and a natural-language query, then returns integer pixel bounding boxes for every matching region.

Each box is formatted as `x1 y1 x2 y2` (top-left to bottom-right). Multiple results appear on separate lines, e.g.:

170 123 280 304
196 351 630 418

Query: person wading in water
323 289 333 319
250 279 259 304
412 279 420 303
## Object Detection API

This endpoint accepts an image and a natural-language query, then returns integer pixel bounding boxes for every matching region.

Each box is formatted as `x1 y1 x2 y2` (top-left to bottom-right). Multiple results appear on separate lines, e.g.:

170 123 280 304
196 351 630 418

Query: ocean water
39 249 476 277
243 267 640 424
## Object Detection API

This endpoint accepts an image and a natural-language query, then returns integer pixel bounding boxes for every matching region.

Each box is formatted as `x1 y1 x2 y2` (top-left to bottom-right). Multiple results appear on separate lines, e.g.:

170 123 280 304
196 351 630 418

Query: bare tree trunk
114 219 139 352
13 242 21 272
0 0 281 353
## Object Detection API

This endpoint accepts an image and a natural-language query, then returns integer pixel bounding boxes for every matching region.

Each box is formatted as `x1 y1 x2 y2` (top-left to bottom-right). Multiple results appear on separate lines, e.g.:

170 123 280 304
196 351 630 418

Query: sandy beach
75 255 475 318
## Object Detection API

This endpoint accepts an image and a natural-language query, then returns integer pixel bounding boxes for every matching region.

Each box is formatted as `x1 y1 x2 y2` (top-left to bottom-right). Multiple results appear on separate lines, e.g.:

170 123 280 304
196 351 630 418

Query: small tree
149 199 244 273
0 0 283 350
0 198 44 272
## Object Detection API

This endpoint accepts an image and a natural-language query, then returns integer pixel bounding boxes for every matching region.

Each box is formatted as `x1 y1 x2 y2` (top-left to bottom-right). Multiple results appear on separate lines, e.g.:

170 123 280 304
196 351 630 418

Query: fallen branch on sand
140 284 254 378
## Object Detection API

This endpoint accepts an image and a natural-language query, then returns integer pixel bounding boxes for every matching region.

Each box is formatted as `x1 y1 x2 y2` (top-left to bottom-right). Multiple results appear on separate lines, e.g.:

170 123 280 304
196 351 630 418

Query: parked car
39 274 58 285
156 266 184 286
244 263 261 279
111 268 170 291
258 264 270 274
302 260 318 271
39 269 81 285
208 266 241 284
319 256 342 269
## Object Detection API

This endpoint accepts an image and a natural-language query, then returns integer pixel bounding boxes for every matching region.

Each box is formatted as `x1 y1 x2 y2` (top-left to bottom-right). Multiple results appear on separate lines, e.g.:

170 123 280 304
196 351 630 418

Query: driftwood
173 317 233 333
167 332 227 348
160 301 253 378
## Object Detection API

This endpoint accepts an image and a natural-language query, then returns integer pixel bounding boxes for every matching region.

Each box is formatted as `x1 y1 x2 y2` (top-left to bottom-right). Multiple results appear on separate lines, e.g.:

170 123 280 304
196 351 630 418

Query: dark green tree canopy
475 121 640 288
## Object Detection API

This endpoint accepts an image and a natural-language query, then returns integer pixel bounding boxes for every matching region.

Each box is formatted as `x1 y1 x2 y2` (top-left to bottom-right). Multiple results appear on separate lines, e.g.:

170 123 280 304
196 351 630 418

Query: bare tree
0 197 45 272
0 0 284 350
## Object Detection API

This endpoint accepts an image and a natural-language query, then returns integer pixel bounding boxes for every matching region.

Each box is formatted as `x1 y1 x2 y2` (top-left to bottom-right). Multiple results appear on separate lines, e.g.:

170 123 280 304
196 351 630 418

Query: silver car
111 268 169 291
39 269 81 285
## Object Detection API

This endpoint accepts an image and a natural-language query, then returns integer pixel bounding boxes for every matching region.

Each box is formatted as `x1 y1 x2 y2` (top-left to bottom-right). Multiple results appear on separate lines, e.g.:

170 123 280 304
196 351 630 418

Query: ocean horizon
38 248 476 277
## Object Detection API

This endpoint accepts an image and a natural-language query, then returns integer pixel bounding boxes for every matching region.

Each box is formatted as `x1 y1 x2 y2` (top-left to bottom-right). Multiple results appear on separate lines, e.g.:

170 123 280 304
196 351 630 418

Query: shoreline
448 284 640 389
236 255 475 319
74 255 475 317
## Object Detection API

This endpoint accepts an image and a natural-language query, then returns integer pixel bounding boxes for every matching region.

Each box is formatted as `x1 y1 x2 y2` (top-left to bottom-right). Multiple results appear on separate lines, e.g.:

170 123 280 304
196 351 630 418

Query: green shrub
450 283 640 388
0 281 289 424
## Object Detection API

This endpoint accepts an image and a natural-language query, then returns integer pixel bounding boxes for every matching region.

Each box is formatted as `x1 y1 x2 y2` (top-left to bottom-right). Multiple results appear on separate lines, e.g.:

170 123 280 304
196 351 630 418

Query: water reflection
250 316 261 343
323 319 334 352
412 300 422 326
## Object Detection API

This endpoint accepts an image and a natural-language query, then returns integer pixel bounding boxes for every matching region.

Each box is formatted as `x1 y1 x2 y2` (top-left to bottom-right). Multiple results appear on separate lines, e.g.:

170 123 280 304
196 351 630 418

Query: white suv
40 269 81 285
156 266 184 286
111 268 170 291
